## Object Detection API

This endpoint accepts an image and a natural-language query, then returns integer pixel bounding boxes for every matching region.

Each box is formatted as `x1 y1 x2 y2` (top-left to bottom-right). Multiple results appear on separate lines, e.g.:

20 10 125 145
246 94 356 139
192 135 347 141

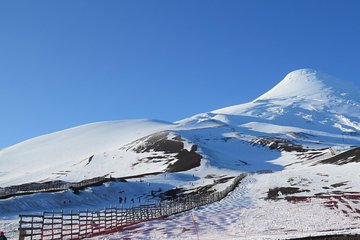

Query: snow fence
18 174 246 240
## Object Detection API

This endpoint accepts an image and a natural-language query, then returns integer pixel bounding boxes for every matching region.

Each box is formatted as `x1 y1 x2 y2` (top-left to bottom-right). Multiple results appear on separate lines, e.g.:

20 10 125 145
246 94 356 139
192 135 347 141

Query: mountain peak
212 69 359 121
255 68 337 101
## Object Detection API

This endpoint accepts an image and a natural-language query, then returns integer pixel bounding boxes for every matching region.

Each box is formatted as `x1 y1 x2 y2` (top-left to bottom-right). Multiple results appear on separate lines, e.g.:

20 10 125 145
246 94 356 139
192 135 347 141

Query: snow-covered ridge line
256 69 347 101
0 68 360 239
0 119 175 186
1 68 359 187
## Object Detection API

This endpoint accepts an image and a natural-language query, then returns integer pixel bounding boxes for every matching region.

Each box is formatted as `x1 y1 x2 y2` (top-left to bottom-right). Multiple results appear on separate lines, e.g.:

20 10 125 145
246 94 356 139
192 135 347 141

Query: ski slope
0 119 175 186
94 175 360 240
0 69 359 239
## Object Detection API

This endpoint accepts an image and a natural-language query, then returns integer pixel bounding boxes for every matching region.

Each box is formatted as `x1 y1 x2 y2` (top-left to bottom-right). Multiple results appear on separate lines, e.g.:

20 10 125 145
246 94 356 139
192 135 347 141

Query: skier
0 231 7 240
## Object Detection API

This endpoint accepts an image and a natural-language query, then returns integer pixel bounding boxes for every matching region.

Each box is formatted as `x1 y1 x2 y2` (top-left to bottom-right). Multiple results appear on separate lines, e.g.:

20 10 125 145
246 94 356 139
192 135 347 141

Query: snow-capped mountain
188 69 360 134
0 69 359 225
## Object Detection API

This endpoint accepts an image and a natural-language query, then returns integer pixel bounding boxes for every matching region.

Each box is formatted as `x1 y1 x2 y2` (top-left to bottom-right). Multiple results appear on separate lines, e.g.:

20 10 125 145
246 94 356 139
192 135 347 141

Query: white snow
256 69 334 102
0 119 174 186
0 69 360 239
93 175 360 240
211 69 360 136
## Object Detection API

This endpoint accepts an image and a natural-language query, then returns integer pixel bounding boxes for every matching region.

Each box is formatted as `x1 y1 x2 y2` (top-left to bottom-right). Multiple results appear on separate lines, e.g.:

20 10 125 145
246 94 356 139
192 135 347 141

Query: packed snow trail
93 175 360 240
92 176 255 239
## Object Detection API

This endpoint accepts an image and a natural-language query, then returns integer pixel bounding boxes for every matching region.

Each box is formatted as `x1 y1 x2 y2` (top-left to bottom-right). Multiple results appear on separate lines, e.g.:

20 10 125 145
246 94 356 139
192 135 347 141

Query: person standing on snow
0 231 7 240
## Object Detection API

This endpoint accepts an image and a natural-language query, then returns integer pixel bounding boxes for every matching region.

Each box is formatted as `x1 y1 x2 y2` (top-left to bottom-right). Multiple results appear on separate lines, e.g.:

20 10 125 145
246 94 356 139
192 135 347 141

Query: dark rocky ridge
317 147 360 165
252 137 308 152
129 131 202 172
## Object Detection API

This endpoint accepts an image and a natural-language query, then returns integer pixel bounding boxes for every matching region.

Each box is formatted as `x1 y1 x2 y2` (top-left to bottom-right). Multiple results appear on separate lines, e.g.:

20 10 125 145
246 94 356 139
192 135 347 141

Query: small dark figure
131 198 134 203
119 197 123 204
91 220 99 229
124 197 127 203
0 231 7 240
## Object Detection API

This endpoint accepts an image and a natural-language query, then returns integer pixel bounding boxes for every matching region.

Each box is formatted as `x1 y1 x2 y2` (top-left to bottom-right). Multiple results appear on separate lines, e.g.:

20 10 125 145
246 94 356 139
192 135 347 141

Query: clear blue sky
1 0 359 148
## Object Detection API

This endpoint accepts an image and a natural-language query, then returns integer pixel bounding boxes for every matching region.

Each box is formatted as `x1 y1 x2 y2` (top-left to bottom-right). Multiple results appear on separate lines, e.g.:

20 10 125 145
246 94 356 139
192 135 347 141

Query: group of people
119 197 136 204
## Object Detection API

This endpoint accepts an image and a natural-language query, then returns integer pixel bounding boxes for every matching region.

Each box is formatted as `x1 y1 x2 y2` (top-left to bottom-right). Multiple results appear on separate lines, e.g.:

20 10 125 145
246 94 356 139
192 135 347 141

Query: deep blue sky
1 0 359 148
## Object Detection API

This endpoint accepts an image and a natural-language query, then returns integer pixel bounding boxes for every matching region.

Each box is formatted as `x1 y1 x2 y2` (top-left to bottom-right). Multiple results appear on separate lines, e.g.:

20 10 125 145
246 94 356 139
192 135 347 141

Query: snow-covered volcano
1 68 359 186
0 69 360 230
209 69 360 133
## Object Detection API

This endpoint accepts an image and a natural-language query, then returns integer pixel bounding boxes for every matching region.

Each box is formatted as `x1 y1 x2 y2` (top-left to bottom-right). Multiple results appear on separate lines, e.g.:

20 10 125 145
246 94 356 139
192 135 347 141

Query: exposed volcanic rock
166 145 202 172
125 131 202 172
252 137 307 152
267 187 310 200
293 235 360 240
133 131 184 154
317 147 360 165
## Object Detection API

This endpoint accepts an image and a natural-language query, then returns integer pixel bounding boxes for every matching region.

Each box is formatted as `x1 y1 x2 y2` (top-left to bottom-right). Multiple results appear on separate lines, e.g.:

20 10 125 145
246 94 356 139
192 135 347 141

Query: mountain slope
0 69 359 224
213 69 359 132
0 119 174 186
1 69 359 186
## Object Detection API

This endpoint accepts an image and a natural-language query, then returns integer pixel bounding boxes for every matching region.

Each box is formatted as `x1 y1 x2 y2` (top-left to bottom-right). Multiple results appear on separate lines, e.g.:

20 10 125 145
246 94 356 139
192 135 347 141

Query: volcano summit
0 69 359 239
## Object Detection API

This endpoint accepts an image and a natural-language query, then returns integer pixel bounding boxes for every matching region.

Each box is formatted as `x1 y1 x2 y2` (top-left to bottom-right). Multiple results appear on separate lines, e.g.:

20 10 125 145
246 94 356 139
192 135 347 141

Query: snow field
0 69 359 239
94 175 360 240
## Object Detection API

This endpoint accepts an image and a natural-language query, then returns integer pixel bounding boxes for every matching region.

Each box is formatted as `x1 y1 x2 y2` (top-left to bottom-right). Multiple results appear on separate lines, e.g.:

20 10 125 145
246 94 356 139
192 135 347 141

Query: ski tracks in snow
94 176 256 240
94 174 360 240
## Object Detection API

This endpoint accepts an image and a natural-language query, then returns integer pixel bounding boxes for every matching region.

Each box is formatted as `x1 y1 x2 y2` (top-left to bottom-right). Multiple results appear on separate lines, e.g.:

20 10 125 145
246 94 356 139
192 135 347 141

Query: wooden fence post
18 216 25 240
